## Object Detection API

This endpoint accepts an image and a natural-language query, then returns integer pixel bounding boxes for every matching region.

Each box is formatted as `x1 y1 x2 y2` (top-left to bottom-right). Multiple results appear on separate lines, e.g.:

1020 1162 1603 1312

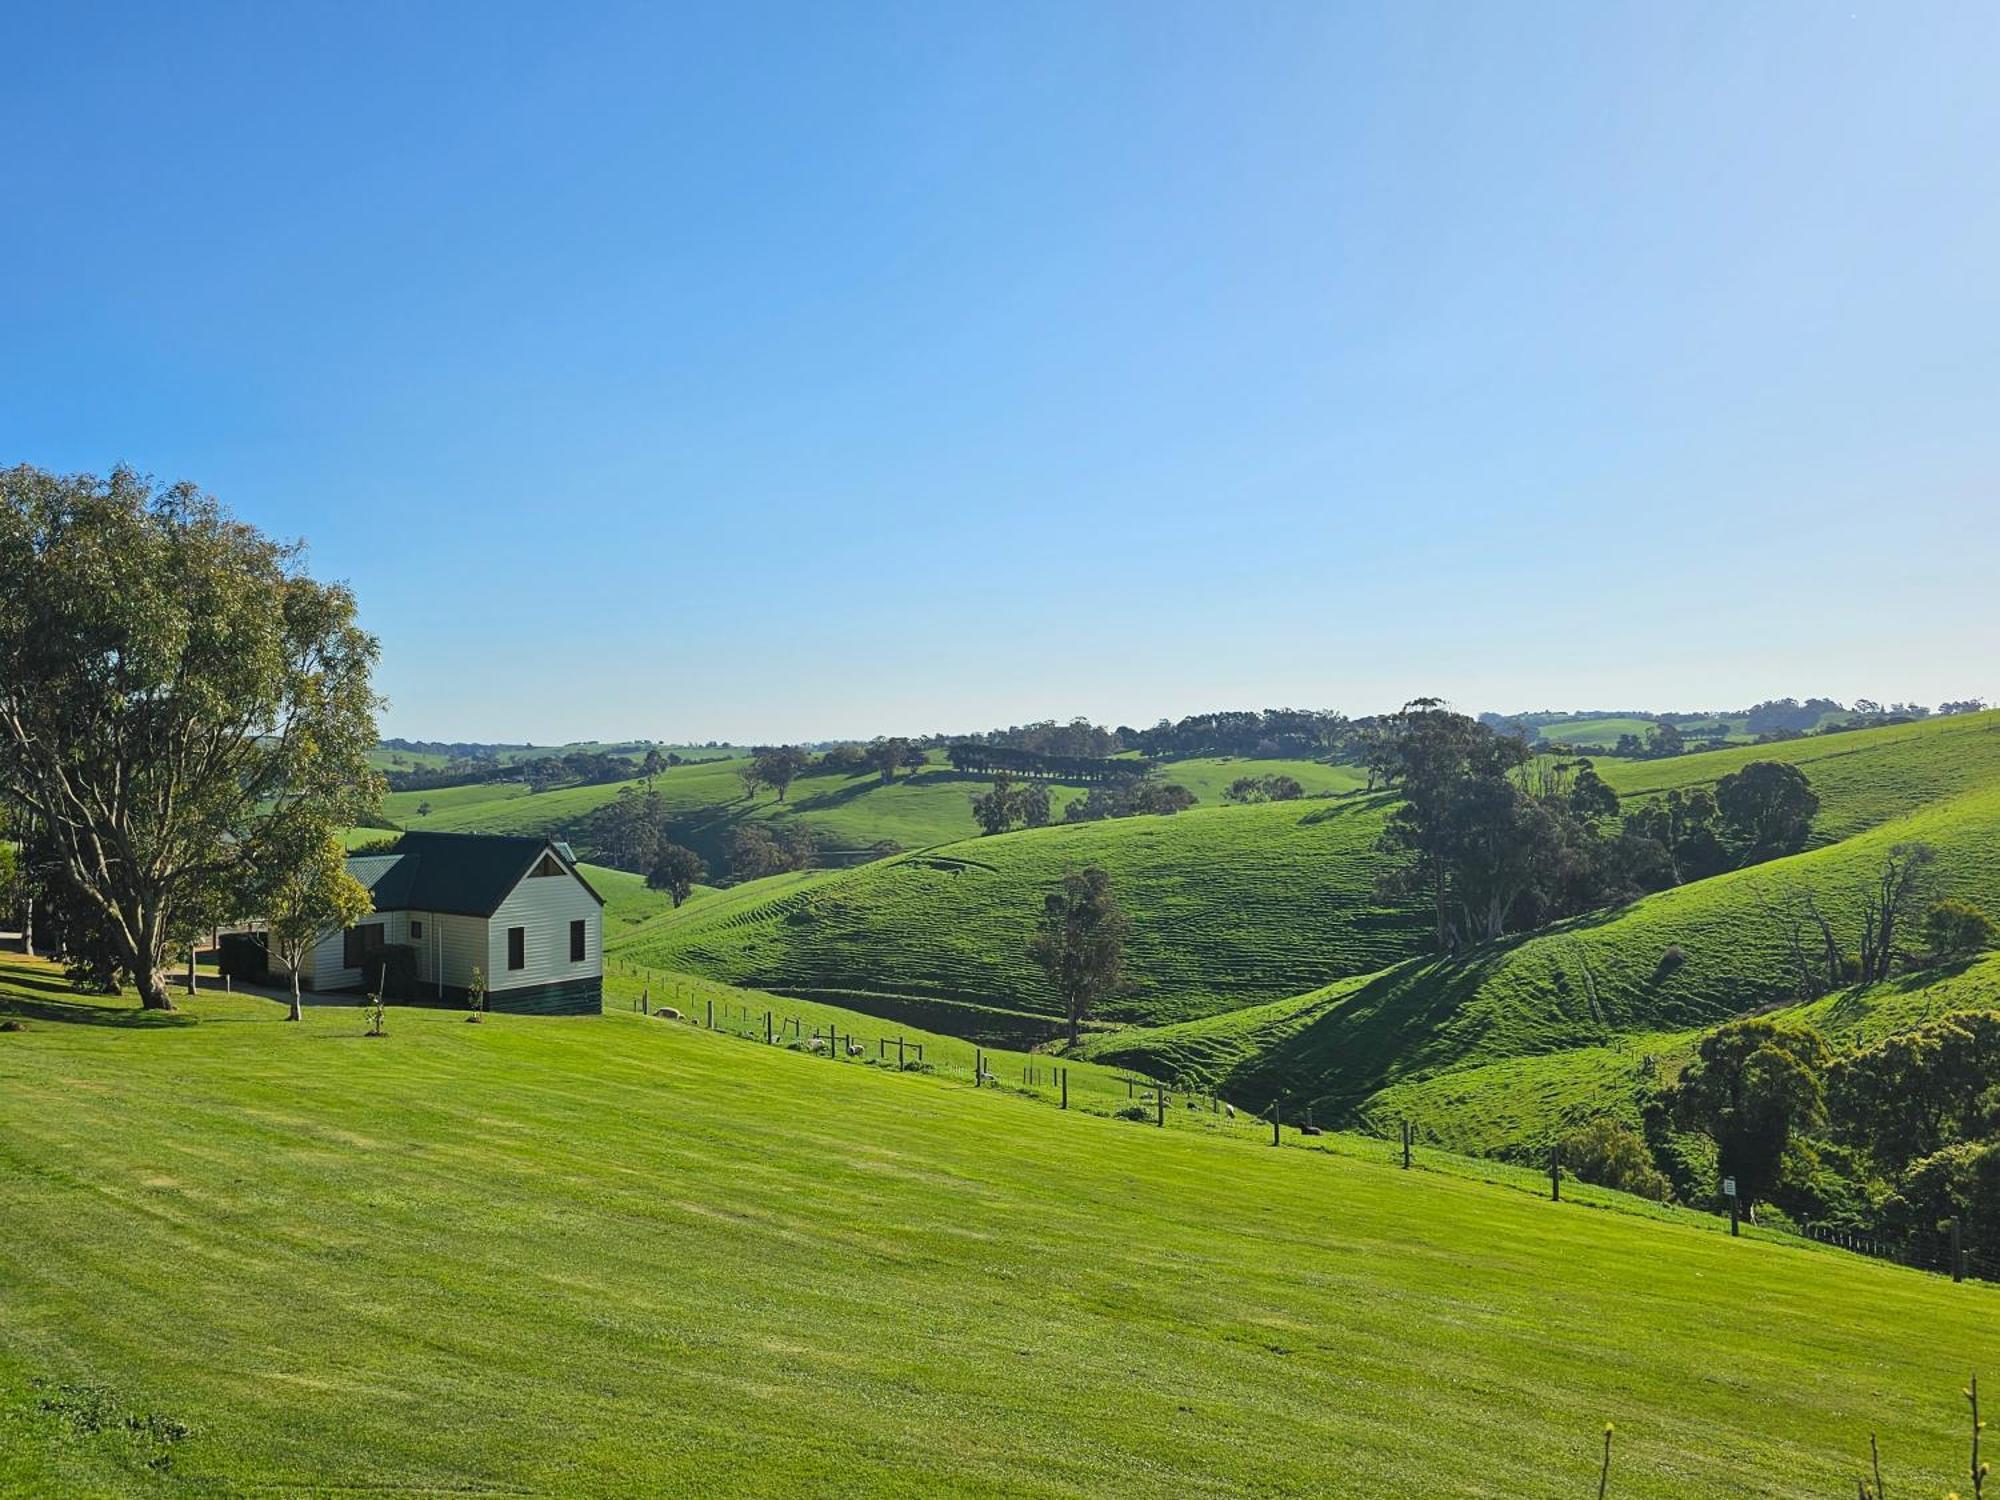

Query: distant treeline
383 747 686 794
1483 696 1988 757
939 708 1354 763
944 743 1153 784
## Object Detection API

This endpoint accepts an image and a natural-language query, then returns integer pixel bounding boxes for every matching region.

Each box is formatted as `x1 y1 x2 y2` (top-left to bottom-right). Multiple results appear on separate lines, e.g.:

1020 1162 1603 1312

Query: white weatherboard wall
430 912 488 994
303 909 412 991
486 870 600 994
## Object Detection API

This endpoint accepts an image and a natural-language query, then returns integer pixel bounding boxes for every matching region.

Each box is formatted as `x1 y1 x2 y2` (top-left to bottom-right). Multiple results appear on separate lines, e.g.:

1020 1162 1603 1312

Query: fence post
898 1036 906 1068
1549 1145 1560 1202
1402 1120 1412 1170
1061 1068 1068 1110
1156 1088 1165 1128
765 1010 772 1044
705 998 713 1029
1270 1101 1280 1147
1953 1216 1965 1282
1127 1079 1134 1099
975 1048 983 1087
1728 1193 1740 1237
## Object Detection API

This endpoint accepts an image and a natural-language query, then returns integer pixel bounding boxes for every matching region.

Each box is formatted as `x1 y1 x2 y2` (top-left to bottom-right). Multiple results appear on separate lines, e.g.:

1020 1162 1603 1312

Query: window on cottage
507 926 525 970
410 920 424 940
530 853 565 877
342 923 385 968
570 919 586 963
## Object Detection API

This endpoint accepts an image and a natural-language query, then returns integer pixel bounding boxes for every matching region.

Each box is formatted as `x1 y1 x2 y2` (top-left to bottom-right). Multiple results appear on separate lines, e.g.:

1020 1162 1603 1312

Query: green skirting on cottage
486 976 603 1016
388 976 604 1016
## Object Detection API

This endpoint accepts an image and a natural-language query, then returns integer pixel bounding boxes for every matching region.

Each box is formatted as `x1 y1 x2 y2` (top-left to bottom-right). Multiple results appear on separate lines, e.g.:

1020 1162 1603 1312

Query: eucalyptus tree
0 465 382 1008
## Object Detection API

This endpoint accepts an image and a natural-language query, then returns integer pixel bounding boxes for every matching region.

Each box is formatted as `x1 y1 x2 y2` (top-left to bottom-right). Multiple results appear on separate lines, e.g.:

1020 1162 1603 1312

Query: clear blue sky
5 3 1996 744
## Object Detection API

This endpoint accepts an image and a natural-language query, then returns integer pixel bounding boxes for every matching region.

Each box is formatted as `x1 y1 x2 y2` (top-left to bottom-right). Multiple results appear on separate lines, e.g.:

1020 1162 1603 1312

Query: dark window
531 853 565 877
507 926 525 970
410 920 424 940
342 923 385 968
570 919 586 963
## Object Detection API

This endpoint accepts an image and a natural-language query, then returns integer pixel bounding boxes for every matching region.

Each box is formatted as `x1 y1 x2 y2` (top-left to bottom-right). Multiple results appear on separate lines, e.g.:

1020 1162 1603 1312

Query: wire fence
1799 1220 1995 1283
604 958 1999 1287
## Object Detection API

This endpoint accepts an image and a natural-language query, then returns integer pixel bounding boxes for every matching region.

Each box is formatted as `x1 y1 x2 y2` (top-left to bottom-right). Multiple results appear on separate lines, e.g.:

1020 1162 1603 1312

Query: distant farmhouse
264 832 604 1015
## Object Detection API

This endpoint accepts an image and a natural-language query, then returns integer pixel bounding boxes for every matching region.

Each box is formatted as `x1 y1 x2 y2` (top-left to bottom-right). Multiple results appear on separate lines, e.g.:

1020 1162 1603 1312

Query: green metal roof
345 832 603 918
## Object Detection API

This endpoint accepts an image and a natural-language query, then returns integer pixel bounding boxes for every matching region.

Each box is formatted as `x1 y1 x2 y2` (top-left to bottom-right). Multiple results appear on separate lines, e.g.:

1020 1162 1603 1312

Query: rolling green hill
614 711 2000 1051
1510 707 1860 749
381 753 1366 873
1597 709 2000 842
613 795 1428 1029
0 953 1989 1496
1353 951 2000 1158
1084 724 2000 1142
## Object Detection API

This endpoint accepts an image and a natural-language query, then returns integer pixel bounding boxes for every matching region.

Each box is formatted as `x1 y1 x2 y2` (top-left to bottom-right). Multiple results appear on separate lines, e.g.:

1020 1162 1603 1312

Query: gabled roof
347 832 604 918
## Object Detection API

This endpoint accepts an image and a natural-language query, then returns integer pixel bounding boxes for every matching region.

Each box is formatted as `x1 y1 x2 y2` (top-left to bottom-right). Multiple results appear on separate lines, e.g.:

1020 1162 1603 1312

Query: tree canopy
1029 866 1128 1045
0 465 381 1007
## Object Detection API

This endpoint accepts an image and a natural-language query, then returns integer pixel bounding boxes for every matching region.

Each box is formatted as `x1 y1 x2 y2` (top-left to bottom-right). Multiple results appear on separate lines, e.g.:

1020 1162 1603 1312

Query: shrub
1559 1116 1673 1202
1114 1104 1152 1122
1923 898 1996 961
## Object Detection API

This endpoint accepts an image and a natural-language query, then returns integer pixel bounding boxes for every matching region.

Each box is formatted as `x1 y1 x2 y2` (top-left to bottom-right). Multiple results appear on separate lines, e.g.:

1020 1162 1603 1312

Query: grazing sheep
1223 1103 1235 1120
657 1007 684 1021
846 1041 865 1057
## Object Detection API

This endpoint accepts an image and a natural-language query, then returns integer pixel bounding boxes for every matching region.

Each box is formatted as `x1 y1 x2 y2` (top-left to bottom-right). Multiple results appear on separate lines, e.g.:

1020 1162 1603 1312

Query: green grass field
1084 774 2000 1120
1597 709 2000 842
1 952 1992 1496
612 794 1427 1030
380 754 1363 856
1513 708 1859 749
1356 951 2000 1158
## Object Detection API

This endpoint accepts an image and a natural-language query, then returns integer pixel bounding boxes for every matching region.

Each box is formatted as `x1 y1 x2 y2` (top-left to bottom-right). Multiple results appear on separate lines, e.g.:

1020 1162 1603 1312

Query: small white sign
1722 1177 1737 1198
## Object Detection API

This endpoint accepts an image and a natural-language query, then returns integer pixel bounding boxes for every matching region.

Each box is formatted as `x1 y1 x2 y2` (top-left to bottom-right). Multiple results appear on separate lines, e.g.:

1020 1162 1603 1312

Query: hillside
611 711 2000 1052
1353 951 2000 1158
382 753 1365 877
1597 709 2000 842
1508 705 1865 750
613 795 1428 1030
0 953 1989 1496
1085 714 2000 1142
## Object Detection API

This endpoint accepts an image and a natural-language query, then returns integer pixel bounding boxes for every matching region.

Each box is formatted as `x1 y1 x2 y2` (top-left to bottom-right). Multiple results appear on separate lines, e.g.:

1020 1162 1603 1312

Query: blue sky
4 2 1996 743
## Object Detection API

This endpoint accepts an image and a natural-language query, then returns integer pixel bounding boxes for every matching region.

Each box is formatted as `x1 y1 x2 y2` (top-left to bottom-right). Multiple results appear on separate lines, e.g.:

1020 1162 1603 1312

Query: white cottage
285 831 604 1015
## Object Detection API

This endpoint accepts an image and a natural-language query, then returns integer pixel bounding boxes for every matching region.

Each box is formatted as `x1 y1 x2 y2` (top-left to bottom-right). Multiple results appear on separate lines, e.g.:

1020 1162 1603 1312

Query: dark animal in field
656 1007 684 1021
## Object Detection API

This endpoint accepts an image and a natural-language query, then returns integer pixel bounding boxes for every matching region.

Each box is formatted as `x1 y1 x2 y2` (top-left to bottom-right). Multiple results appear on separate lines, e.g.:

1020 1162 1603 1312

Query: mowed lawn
0 957 1991 1497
